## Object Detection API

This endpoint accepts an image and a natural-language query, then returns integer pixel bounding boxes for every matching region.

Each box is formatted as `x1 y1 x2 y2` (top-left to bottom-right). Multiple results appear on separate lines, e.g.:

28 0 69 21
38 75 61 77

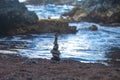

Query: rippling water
26 4 73 19
0 22 120 64
0 5 120 64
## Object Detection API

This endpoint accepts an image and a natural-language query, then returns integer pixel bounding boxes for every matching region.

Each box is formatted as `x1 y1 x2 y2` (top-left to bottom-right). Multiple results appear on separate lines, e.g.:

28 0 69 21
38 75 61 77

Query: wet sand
0 54 120 80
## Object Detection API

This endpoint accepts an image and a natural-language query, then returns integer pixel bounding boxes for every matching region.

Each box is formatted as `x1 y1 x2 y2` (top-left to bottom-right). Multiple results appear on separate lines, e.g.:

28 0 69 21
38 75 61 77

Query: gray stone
0 55 9 60
89 25 98 31
51 33 61 61
0 0 38 35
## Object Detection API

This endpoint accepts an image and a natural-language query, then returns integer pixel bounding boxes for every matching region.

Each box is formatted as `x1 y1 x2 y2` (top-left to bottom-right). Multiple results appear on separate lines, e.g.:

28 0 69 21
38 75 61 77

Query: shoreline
0 53 120 80
68 21 120 27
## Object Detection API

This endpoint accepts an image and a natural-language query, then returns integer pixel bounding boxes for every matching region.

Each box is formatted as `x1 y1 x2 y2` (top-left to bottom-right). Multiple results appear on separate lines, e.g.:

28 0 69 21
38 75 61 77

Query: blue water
26 4 73 19
0 5 120 64
0 22 120 64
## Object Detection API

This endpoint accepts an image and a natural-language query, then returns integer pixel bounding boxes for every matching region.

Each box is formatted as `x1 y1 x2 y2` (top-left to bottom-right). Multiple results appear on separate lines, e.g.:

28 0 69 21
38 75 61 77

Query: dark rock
32 19 77 34
0 0 77 35
89 25 98 31
63 0 120 26
27 77 32 80
6 19 77 35
0 55 9 60
51 49 61 61
24 59 38 64
51 33 61 61
115 68 120 72
0 0 38 35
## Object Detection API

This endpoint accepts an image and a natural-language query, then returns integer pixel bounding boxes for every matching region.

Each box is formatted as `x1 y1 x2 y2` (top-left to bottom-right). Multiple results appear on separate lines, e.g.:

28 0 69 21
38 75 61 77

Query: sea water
0 5 120 64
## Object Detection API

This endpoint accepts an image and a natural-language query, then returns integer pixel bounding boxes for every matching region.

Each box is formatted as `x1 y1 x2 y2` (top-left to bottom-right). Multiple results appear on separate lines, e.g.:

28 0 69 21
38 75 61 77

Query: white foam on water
0 3 120 64
26 4 74 19
0 21 120 63
0 50 17 54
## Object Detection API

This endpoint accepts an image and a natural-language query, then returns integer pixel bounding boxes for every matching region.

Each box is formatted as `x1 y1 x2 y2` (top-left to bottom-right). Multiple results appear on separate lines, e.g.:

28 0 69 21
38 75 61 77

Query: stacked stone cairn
51 33 61 61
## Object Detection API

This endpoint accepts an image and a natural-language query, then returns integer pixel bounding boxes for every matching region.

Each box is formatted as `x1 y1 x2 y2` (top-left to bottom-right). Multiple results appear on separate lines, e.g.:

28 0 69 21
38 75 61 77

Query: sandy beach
0 54 120 80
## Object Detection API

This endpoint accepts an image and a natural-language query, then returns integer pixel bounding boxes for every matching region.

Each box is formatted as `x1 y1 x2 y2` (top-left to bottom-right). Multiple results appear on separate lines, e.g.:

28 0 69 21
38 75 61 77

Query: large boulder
0 0 38 35
89 25 98 31
36 19 77 34
8 19 77 35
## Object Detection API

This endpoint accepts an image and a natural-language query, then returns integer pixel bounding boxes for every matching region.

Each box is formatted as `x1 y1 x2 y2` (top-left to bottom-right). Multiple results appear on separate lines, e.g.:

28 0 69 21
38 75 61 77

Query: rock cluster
0 0 77 36
7 19 77 35
51 33 61 61
62 0 120 26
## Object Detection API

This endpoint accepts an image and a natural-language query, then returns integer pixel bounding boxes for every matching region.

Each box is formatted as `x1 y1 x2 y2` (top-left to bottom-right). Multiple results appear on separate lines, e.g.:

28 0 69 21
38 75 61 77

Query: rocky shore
24 0 120 26
0 54 120 80
0 0 77 36
0 0 38 35
62 0 120 26
7 19 77 35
